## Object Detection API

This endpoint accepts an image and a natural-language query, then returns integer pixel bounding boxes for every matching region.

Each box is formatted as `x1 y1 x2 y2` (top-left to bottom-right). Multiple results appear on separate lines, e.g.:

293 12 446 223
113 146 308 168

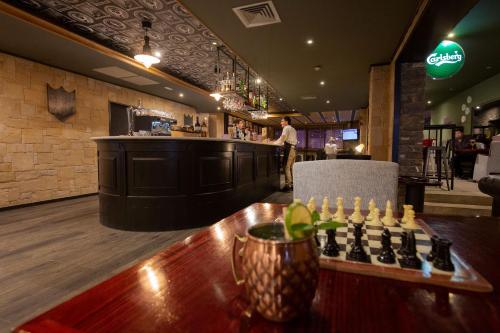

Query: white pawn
333 197 344 218
367 208 382 226
320 196 331 221
405 209 419 229
381 200 396 227
350 196 364 224
366 199 376 221
335 201 346 223
307 197 316 213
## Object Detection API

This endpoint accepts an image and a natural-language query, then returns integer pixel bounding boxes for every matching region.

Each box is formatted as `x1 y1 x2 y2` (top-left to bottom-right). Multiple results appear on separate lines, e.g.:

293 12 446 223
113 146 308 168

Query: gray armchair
479 141 500 216
293 160 399 209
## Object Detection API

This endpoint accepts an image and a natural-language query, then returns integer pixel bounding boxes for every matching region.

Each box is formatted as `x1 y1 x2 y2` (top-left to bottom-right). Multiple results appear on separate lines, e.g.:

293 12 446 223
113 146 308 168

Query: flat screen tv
342 128 359 141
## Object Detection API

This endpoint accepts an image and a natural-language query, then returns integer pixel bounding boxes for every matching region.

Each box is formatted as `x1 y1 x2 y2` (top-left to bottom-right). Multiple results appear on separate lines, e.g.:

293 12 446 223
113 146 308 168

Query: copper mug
231 223 319 322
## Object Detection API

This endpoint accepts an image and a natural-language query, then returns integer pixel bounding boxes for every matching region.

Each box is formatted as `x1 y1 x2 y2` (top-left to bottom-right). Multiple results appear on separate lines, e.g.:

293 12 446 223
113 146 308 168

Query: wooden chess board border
319 218 493 293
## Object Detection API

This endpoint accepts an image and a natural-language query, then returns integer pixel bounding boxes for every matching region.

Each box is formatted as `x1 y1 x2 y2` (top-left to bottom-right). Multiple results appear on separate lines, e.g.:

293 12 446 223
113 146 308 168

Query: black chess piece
322 229 340 257
433 238 455 272
397 231 408 255
347 224 369 263
399 231 422 269
377 228 396 264
426 235 439 262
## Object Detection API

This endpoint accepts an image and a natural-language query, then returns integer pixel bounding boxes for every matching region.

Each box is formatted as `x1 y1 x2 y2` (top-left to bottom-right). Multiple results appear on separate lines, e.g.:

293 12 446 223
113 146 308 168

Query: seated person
324 137 337 159
450 128 474 178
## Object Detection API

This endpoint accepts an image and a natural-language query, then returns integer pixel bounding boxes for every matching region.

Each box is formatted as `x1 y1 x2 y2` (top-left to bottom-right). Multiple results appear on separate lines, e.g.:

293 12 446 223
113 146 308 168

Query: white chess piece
307 197 316 213
350 196 364 224
381 200 396 226
294 198 302 204
367 208 382 226
366 199 376 221
401 204 413 224
320 196 331 221
404 209 419 229
333 197 344 218
335 201 346 223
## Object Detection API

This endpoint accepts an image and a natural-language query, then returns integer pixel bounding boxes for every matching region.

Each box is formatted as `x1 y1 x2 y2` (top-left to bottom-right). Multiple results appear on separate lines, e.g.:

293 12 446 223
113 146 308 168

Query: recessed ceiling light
447 32 455 38
164 86 173 91
306 39 314 45
256 78 262 84
179 93 184 97
154 51 161 57
292 108 295 111
320 80 325 86
475 106 481 110
326 100 330 104
217 106 221 110
427 100 432 105
313 65 322 71
279 97 283 101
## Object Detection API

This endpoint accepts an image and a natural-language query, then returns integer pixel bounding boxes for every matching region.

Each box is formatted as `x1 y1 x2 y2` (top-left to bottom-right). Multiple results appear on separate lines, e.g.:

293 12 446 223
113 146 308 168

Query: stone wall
0 52 197 208
398 62 426 176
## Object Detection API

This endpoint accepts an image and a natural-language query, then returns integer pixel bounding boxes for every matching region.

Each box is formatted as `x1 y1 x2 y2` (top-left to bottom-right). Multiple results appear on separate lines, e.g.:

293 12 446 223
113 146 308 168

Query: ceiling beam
318 112 327 123
302 113 314 123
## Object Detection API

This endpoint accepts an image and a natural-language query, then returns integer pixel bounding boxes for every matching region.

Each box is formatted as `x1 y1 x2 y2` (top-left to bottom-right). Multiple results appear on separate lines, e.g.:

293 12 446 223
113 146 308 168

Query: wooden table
15 204 500 333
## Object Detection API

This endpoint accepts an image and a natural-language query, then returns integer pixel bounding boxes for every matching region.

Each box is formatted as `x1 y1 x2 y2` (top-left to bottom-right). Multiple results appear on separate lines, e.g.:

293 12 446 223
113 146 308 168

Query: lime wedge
285 202 313 240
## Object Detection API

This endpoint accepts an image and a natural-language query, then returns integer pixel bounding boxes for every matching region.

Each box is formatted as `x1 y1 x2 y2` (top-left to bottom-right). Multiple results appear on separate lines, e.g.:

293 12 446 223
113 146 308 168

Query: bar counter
92 136 280 231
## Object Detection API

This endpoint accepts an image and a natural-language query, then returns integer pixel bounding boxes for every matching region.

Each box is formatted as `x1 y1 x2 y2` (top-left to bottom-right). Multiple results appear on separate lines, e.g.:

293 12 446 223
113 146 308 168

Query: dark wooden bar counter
14 204 500 333
93 137 280 231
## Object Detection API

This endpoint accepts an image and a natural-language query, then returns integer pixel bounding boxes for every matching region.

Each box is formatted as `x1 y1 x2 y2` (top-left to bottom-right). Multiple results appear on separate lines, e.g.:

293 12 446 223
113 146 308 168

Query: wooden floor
0 196 202 333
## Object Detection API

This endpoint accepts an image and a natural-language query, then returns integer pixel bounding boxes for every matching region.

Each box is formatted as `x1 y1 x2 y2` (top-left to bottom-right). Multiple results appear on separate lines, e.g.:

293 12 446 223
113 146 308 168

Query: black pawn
397 231 408 255
433 238 455 272
377 228 396 264
399 231 422 269
322 229 340 257
426 235 439 262
347 224 369 263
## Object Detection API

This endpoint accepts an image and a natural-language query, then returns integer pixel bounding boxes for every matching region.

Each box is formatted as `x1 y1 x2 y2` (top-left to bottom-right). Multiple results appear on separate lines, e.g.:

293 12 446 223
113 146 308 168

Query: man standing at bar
274 116 297 192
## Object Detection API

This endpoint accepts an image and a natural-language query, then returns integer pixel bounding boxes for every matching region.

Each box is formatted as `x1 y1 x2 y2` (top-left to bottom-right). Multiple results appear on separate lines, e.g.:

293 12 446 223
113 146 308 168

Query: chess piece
381 200 396 227
433 238 455 272
335 201 346 223
397 231 408 255
366 208 382 226
404 209 419 229
322 229 340 257
377 228 396 264
366 199 376 221
347 224 369 263
399 231 422 269
307 197 316 213
320 196 331 221
293 198 302 204
350 196 364 224
401 204 413 224
333 197 344 218
426 235 439 262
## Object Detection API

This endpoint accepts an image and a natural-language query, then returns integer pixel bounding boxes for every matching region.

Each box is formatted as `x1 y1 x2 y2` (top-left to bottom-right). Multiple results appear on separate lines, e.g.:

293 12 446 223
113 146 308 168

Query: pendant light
134 20 160 69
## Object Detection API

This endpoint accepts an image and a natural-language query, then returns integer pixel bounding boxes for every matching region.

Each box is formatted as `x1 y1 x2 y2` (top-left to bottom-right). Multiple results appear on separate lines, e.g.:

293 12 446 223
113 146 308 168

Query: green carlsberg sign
426 40 465 79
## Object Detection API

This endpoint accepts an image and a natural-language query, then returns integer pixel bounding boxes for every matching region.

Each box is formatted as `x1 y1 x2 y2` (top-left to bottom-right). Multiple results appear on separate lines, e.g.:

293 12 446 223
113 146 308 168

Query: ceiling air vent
233 1 281 28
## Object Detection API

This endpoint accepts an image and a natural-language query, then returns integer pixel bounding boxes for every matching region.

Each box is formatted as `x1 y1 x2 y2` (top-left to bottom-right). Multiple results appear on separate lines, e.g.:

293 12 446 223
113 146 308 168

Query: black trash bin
398 176 432 213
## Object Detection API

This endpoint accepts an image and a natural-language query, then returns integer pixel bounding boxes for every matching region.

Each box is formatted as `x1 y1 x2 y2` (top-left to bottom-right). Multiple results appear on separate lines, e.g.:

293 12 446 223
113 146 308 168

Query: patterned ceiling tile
7 0 290 111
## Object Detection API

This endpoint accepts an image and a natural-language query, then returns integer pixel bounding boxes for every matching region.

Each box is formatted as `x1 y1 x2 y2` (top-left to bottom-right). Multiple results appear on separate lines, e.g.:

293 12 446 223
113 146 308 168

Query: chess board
317 218 493 293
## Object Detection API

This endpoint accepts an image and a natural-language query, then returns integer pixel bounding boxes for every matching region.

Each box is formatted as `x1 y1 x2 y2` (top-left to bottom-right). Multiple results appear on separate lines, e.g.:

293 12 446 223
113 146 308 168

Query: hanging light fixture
134 20 160 69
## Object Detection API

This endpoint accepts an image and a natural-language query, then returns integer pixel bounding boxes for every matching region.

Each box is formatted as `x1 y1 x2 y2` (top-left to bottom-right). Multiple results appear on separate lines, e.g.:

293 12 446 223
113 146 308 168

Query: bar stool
423 146 450 190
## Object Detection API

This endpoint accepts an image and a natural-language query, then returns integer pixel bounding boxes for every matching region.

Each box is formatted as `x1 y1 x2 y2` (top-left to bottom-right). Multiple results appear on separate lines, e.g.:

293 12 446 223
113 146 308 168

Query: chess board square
367 234 381 241
336 237 348 245
416 245 431 254
391 236 402 244
415 233 430 240
365 225 384 231
416 239 432 246
336 231 348 238
365 228 382 236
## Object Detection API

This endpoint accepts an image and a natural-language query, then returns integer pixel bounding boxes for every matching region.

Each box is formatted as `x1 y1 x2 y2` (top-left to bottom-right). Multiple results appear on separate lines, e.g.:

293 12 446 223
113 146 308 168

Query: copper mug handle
231 234 247 285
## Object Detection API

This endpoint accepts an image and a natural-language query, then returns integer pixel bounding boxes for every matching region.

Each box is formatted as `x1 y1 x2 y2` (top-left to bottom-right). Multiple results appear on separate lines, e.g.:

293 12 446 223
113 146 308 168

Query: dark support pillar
398 62 426 177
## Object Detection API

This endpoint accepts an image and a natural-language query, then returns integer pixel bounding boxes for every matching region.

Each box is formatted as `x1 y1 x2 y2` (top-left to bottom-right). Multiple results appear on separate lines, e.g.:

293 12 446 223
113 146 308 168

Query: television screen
342 128 359 141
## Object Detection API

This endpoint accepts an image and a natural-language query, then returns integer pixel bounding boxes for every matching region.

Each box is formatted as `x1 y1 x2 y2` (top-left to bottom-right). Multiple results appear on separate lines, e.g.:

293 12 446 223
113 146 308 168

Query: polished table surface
15 204 500 333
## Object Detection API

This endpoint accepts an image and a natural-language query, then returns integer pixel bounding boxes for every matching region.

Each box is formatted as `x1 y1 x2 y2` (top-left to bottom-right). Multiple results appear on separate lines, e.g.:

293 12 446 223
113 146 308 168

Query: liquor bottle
201 118 207 137
194 116 201 132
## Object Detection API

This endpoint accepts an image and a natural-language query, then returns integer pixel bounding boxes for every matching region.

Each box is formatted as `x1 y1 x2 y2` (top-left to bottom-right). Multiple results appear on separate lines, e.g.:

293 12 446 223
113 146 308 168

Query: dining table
15 203 500 333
